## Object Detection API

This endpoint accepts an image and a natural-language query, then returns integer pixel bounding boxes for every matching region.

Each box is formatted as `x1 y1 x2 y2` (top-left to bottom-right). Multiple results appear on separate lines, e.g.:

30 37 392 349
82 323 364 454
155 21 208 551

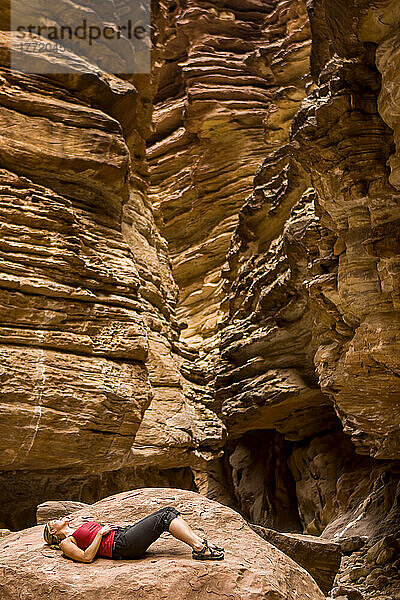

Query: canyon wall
0 0 224 529
150 0 400 596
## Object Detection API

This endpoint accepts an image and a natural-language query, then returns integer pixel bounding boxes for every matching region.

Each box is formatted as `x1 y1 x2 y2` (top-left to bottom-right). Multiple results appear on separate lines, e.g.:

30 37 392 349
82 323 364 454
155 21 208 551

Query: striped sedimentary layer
214 0 400 461
148 0 311 359
0 1 224 496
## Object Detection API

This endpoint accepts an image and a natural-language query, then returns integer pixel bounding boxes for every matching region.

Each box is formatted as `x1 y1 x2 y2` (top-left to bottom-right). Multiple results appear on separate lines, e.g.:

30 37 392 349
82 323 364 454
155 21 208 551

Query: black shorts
112 506 181 559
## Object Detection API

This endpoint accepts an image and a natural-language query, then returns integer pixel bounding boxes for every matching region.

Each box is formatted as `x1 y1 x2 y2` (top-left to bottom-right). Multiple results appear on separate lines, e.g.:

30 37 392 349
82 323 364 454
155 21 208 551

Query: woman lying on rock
43 506 224 563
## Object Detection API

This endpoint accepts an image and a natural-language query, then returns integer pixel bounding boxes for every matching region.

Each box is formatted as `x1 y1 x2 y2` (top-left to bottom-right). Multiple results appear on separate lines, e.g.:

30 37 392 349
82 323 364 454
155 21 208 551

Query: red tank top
72 522 115 558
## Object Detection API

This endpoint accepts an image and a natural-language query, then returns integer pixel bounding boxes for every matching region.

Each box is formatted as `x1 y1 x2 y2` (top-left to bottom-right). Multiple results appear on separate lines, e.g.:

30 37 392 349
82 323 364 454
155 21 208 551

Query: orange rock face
0 2 222 483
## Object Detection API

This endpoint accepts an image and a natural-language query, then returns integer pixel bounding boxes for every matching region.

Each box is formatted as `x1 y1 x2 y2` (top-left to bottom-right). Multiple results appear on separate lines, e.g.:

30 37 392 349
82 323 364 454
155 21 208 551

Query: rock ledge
0 488 325 600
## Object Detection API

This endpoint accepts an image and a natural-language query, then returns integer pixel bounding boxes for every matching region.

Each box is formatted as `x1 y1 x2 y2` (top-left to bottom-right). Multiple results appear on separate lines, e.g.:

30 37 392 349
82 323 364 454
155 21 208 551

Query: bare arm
60 524 114 563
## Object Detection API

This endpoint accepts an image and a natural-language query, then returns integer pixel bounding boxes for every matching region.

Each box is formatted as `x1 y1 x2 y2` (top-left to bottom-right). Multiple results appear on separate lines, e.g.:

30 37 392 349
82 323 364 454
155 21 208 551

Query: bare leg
168 515 204 551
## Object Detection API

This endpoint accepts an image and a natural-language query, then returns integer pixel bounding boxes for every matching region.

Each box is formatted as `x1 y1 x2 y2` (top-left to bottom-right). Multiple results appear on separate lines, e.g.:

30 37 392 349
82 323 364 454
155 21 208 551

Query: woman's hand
98 524 115 536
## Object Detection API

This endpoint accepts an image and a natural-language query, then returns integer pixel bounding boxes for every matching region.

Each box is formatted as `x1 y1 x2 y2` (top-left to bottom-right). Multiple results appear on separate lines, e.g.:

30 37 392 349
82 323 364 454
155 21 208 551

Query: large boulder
0 488 325 600
251 524 342 594
36 501 91 525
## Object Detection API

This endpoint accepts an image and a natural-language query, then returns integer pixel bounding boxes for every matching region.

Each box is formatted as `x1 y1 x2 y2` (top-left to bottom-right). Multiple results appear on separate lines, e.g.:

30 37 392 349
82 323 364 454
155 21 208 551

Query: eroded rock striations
291 0 400 461
205 0 400 596
0 0 224 529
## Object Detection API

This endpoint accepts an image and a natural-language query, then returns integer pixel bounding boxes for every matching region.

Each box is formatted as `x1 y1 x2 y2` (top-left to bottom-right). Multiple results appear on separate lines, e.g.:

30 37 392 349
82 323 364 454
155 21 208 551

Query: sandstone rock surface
149 0 306 350
0 0 224 526
0 488 325 600
0 529 10 538
251 524 341 594
289 0 400 460
36 501 90 525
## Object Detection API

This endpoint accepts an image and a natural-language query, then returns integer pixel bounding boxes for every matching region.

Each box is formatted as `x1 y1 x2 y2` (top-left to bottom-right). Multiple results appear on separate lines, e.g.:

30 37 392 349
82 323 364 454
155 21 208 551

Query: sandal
192 539 224 560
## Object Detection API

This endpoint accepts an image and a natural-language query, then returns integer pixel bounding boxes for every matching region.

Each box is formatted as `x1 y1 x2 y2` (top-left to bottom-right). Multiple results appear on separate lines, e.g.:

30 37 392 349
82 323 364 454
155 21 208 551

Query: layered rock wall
291 0 400 460
203 0 400 596
148 0 311 358
0 0 223 527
